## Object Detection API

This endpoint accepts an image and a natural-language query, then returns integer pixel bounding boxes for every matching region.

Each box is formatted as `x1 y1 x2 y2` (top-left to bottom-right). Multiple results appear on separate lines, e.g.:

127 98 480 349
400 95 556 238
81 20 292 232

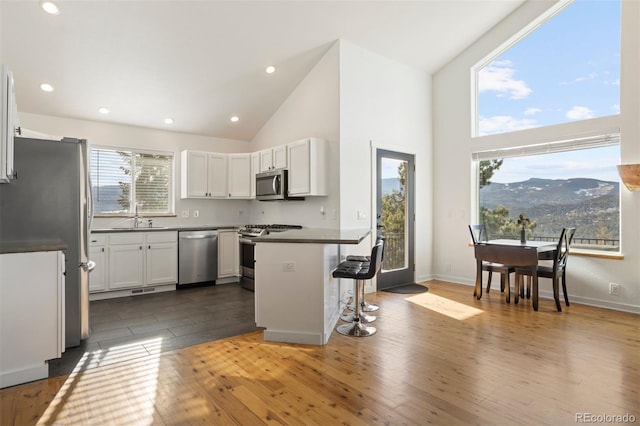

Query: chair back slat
555 227 576 270
469 225 488 245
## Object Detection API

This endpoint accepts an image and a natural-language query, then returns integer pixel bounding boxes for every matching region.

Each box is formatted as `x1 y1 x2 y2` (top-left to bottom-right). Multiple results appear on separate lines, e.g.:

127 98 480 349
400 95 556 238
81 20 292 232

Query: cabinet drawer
108 233 145 245
146 231 177 244
89 234 107 246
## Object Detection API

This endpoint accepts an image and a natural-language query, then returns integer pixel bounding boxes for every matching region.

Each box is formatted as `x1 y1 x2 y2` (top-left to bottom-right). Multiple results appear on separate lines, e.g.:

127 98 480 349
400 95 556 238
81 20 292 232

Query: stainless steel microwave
255 169 303 201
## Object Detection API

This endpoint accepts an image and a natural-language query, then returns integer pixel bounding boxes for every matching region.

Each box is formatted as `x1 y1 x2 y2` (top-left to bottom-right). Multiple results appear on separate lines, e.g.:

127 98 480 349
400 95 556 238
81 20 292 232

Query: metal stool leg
337 279 376 337
360 279 379 312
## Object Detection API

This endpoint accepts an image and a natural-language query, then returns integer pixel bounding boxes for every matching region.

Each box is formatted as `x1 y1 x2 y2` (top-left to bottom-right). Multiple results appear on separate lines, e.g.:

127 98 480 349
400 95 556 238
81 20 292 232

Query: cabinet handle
101 248 105 252
148 245 151 249
139 246 143 250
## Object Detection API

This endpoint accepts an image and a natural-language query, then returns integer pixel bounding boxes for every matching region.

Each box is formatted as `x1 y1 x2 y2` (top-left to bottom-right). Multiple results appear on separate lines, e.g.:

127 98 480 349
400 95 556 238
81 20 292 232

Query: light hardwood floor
1 280 638 425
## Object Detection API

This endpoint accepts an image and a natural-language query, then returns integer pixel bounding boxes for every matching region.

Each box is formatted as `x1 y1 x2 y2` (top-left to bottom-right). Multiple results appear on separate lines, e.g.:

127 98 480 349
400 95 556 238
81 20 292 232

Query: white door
146 242 178 285
259 149 273 172
288 139 310 195
273 145 287 169
218 231 239 278
109 245 144 289
186 151 209 198
228 154 251 198
88 245 107 292
207 153 228 198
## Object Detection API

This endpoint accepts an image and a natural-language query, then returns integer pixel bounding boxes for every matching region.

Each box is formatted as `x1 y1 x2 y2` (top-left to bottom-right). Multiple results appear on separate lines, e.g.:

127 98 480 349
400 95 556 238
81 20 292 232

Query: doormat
382 283 429 294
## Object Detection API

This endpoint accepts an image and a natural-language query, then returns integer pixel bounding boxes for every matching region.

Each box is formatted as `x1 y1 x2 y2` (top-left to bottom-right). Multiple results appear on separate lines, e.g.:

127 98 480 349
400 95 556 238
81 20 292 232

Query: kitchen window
91 147 174 216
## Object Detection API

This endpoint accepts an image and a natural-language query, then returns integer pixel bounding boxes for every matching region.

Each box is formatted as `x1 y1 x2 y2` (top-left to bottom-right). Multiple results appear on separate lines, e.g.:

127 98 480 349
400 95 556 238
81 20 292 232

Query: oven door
239 237 255 291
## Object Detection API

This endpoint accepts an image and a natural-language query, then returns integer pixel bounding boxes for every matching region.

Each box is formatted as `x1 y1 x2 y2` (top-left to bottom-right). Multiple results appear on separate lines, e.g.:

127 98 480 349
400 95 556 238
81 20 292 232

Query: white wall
432 0 640 312
18 112 253 228
249 41 341 228
338 40 433 281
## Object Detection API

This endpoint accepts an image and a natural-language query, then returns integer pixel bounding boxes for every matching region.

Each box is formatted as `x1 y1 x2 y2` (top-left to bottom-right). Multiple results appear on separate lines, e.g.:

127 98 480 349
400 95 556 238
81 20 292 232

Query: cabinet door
288 139 311 195
250 152 259 198
183 151 209 198
228 154 252 198
273 145 287 170
146 242 177 285
109 245 144 289
259 149 273 172
207 153 228 198
218 231 239 278
88 245 107 292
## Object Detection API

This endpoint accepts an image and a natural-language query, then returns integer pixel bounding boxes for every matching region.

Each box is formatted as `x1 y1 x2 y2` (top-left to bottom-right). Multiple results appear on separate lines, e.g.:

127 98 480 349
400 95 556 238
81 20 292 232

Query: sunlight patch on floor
38 337 164 425
405 292 484 320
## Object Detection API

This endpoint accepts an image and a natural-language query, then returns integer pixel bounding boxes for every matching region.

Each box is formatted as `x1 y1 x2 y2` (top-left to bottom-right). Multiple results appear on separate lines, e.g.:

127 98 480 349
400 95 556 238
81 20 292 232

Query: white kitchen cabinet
145 232 178 285
1 65 18 183
218 230 239 278
287 138 328 196
92 231 177 296
250 152 259 198
88 234 107 292
228 153 252 198
181 150 227 198
108 235 145 290
259 144 287 172
1 250 65 388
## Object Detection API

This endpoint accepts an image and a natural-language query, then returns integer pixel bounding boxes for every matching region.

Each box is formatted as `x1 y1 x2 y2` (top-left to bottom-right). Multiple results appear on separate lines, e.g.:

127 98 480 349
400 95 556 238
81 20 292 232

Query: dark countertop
91 225 239 233
252 228 371 244
0 239 68 254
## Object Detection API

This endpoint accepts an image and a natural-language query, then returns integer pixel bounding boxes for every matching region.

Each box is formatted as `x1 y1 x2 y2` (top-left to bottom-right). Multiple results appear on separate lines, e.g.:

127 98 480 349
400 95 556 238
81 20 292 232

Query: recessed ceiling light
230 116 240 122
40 83 55 92
41 1 60 15
265 66 276 74
164 117 174 125
98 106 110 115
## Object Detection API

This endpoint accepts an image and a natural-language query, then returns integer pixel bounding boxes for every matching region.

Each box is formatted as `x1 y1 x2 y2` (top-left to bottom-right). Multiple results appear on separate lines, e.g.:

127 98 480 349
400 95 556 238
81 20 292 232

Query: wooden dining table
473 239 556 311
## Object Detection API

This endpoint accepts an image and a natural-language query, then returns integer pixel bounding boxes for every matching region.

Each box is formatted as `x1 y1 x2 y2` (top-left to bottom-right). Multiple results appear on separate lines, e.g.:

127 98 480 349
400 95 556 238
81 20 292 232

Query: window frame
90 145 176 217
469 0 624 257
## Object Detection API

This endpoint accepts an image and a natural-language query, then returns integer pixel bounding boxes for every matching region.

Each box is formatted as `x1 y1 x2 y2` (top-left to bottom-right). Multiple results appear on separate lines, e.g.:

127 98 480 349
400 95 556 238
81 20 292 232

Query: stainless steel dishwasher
178 230 218 285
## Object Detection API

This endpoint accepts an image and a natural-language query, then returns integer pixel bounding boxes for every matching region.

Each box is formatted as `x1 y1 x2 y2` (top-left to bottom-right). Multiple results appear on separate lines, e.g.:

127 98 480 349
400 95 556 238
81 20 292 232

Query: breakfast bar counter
253 228 372 345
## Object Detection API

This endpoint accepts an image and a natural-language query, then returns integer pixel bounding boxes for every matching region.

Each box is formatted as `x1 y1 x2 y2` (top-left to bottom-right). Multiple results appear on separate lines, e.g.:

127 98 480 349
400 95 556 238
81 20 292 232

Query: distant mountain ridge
481 177 619 239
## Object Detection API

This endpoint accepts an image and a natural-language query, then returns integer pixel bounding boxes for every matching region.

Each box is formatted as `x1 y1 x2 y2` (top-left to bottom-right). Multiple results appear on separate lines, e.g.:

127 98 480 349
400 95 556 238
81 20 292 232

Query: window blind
472 133 620 161
91 147 173 215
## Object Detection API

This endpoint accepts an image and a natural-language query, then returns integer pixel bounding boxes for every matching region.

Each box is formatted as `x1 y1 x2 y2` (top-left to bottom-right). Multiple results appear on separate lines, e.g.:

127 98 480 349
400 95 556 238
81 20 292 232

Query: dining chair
516 227 576 312
469 224 515 300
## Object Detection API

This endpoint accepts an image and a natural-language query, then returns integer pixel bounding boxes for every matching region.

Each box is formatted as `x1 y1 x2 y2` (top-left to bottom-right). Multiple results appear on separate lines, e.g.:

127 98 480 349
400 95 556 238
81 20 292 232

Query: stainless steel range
238 224 302 291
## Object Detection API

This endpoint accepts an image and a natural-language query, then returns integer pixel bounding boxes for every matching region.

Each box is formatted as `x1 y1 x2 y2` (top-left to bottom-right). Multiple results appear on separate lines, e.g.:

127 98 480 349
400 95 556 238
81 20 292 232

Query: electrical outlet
609 283 620 296
193 210 199 218
181 210 189 218
282 262 296 272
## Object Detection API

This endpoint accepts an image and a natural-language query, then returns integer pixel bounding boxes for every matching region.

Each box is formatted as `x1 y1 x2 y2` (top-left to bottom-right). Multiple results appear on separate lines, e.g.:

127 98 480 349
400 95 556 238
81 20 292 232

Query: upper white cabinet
250 152 259 198
1 65 19 183
181 150 227 199
259 144 287 172
228 153 252 199
287 138 327 196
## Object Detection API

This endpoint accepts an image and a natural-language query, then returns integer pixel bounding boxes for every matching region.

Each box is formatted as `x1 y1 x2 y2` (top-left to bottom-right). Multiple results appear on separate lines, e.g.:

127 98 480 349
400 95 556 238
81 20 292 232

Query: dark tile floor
49 283 261 378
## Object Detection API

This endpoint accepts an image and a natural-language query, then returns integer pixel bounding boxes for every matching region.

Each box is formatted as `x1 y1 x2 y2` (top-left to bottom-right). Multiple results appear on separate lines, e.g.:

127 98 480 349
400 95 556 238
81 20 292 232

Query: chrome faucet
133 203 144 228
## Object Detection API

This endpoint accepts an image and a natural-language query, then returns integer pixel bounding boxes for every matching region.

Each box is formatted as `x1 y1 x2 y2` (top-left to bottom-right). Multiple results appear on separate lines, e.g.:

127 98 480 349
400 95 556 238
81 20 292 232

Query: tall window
472 0 623 254
91 147 174 216
476 0 620 136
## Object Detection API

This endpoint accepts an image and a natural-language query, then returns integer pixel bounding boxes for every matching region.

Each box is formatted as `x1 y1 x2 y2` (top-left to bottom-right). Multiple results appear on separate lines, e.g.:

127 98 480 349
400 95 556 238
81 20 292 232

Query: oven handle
239 238 256 246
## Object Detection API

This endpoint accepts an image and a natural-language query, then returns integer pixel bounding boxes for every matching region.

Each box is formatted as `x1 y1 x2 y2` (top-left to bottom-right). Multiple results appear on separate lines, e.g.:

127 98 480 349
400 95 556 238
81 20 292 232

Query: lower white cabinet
90 231 177 295
218 230 239 278
0 250 65 388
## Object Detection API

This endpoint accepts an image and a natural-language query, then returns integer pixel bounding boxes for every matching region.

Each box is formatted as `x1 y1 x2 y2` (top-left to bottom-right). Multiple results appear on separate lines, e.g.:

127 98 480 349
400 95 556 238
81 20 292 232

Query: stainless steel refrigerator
0 136 91 348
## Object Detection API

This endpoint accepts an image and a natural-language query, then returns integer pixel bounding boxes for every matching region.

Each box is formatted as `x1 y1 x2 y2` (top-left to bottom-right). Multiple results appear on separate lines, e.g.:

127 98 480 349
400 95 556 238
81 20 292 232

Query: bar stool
345 239 383 313
332 239 384 337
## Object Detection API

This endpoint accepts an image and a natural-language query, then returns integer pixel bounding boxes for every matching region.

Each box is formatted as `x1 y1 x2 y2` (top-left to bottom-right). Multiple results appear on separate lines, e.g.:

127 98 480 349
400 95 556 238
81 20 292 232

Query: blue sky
478 0 621 183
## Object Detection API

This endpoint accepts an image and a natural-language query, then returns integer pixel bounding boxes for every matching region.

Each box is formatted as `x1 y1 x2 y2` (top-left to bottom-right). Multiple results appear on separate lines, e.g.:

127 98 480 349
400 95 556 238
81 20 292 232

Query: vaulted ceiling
1 1 525 141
